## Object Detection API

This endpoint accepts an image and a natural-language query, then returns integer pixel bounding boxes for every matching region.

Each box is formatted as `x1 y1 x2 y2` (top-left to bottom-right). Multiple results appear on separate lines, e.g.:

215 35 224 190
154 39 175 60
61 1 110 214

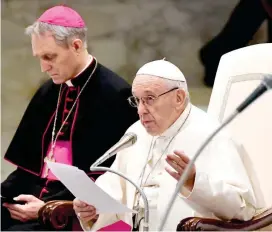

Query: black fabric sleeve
1 168 38 198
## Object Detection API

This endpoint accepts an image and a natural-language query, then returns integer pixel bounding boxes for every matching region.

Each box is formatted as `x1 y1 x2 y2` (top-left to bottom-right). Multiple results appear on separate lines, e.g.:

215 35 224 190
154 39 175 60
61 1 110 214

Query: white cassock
80 103 256 231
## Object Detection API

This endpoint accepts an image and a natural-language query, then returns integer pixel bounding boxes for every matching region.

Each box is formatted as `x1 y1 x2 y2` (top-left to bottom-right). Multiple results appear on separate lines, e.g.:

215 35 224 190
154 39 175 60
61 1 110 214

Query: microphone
91 132 137 168
90 166 150 231
158 74 272 231
90 132 149 230
236 74 272 113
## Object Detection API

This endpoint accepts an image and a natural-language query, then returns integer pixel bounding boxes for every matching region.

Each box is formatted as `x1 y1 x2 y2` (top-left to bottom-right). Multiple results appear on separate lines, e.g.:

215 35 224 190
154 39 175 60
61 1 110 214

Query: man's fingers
77 209 97 223
14 194 35 202
78 210 96 219
74 205 96 215
173 150 190 163
8 208 27 222
166 155 187 170
3 203 9 207
73 198 88 208
4 204 24 213
84 205 95 211
10 214 23 221
165 166 180 181
165 159 182 174
75 206 95 213
79 205 96 212
79 211 97 223
80 215 97 223
73 198 97 221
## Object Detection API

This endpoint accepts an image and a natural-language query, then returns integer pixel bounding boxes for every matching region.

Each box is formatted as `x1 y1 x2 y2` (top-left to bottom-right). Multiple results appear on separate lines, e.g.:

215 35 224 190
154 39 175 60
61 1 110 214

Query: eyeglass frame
127 87 179 107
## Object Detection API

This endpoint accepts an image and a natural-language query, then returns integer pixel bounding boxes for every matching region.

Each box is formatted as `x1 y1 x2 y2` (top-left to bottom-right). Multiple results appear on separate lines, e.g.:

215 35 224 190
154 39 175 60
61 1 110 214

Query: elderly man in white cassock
73 59 256 231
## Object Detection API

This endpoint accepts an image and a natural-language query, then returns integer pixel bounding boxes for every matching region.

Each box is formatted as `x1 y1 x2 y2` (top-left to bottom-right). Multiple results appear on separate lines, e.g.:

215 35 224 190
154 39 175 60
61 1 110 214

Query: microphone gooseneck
91 133 137 168
236 75 272 113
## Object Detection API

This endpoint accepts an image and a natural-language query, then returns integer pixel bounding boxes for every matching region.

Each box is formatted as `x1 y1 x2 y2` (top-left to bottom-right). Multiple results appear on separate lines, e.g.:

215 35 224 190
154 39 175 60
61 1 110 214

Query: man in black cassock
1 5 139 231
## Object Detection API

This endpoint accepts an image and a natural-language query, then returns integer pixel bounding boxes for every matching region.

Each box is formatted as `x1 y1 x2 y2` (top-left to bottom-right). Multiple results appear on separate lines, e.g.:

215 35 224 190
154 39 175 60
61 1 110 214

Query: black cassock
1 59 139 230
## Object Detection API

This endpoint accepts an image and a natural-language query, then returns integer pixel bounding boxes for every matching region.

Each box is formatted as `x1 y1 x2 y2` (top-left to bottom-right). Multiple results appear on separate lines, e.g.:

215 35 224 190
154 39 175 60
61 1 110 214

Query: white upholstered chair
207 43 272 212
178 43 272 231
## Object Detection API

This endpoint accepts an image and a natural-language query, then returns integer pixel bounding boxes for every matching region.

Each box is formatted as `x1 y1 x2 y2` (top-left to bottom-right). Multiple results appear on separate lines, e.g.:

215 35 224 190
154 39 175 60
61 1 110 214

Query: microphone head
121 132 137 144
263 74 272 89
106 132 137 156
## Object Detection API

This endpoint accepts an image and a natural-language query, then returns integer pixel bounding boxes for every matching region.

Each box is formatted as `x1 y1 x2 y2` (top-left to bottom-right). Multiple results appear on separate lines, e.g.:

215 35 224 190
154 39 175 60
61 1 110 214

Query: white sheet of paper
46 161 135 214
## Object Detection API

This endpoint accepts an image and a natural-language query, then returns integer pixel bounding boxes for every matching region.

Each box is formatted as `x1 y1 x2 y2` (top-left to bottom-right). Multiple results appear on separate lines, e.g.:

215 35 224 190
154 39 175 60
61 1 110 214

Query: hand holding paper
46 161 134 214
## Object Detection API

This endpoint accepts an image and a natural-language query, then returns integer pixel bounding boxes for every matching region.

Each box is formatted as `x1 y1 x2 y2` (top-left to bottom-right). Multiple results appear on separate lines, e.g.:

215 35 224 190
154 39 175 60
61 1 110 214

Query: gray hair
163 78 190 106
25 21 88 48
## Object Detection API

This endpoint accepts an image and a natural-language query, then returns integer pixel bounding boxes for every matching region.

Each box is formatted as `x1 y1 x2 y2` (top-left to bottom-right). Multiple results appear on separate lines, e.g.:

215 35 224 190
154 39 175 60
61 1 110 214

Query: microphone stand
158 111 238 231
90 166 149 232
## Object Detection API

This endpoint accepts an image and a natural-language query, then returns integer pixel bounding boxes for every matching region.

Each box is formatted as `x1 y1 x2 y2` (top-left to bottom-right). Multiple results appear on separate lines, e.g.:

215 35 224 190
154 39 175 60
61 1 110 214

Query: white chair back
207 43 272 210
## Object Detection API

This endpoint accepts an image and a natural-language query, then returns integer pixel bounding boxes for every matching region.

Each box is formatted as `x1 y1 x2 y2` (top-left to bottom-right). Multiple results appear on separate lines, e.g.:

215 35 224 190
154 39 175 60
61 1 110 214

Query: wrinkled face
31 31 80 84
131 75 186 136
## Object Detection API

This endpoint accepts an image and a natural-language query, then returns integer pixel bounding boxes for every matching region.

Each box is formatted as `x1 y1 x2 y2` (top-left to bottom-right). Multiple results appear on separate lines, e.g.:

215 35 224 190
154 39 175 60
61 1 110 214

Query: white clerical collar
157 103 192 138
65 80 74 87
65 55 93 87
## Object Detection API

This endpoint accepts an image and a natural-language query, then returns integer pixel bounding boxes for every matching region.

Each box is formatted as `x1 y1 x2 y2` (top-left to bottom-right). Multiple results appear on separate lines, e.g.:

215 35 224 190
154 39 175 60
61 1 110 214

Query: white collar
65 55 93 87
156 103 192 139
65 80 74 87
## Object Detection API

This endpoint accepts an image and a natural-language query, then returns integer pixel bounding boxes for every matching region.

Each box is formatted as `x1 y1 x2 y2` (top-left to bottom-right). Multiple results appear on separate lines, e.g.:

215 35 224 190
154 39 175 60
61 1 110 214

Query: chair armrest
177 208 272 231
38 200 76 230
37 172 105 230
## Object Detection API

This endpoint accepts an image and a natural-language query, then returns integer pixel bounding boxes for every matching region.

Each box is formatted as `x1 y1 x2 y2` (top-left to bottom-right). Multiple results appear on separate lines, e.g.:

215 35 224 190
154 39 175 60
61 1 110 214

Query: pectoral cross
43 155 56 177
133 204 140 229
133 190 141 230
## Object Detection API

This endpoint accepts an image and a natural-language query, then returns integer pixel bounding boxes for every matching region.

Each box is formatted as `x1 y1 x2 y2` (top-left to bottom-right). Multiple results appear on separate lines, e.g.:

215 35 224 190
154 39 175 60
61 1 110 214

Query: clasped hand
2 194 45 222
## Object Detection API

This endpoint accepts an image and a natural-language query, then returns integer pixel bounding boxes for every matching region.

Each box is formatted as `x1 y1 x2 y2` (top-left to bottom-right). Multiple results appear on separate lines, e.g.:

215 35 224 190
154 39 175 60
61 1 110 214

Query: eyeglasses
127 87 178 107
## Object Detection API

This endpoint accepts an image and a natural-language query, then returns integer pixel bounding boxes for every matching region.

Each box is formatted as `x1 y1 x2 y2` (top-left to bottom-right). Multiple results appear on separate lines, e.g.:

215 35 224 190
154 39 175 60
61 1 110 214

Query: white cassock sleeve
79 153 131 231
179 134 256 221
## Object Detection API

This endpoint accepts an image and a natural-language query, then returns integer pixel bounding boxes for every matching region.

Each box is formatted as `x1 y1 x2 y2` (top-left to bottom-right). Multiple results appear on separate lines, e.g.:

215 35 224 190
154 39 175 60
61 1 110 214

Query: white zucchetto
136 59 186 82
